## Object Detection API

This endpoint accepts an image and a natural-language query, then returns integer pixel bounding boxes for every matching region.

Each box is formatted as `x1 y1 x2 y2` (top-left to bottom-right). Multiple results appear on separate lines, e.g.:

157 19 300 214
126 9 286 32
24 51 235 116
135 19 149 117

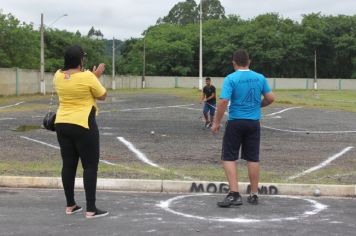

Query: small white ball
151 131 155 135
314 189 321 197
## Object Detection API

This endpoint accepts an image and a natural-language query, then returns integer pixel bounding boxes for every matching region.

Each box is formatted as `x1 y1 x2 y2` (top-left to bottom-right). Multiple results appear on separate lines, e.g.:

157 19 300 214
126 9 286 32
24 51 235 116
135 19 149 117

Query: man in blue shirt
211 50 275 207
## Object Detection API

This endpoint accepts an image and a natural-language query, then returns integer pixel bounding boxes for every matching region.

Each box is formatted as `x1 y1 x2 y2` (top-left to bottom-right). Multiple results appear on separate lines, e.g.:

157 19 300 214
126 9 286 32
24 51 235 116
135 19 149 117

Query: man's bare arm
261 92 275 107
211 99 229 133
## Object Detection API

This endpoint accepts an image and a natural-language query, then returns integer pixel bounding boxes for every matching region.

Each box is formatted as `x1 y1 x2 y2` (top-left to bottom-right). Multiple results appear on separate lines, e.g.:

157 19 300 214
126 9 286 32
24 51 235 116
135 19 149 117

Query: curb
0 176 355 197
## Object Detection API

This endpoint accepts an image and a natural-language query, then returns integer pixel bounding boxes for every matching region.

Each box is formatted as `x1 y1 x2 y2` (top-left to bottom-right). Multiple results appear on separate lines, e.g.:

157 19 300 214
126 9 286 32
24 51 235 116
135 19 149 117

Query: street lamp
142 37 146 89
40 13 68 95
198 0 203 90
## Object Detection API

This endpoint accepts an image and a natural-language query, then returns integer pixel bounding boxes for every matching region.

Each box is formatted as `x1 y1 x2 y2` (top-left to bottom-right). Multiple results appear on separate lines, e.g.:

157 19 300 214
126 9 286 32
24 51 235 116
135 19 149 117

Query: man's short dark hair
205 77 211 81
233 50 250 67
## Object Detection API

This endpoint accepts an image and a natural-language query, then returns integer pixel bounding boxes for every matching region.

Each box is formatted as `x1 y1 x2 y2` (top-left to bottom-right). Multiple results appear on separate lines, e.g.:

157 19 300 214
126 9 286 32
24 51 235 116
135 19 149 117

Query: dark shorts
221 119 260 162
203 101 216 116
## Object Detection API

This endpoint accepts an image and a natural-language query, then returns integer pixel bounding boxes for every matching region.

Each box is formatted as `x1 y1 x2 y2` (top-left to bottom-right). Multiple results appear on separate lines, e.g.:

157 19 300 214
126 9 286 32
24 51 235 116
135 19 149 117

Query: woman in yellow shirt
54 45 108 219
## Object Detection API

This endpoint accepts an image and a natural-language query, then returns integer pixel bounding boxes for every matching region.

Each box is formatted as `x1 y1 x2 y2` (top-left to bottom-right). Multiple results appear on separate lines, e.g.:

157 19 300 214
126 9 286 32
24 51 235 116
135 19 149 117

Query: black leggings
56 107 99 212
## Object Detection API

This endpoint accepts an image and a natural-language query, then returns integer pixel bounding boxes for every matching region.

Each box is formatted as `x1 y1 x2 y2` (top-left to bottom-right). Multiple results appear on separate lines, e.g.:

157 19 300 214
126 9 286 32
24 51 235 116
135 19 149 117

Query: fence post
16 68 20 96
338 79 342 90
273 78 276 90
175 77 179 88
306 79 309 89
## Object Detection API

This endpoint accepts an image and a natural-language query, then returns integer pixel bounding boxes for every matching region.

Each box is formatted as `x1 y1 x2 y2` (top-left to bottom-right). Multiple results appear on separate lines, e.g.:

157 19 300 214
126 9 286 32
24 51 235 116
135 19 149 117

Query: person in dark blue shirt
200 77 216 128
211 49 275 207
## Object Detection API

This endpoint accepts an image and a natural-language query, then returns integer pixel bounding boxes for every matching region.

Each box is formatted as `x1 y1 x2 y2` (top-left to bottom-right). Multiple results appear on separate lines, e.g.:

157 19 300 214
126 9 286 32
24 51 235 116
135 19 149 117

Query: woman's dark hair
63 45 86 70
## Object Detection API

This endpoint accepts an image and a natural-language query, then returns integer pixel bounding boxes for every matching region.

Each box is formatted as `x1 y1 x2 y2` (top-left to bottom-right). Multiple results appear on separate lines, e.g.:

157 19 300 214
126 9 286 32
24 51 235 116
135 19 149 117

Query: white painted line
99 159 118 166
0 101 25 109
288 146 354 180
101 104 195 113
120 104 195 112
262 125 356 134
265 107 302 117
20 136 60 149
32 115 44 118
117 137 163 169
157 194 327 223
176 107 201 111
0 118 16 121
20 136 118 166
102 132 114 136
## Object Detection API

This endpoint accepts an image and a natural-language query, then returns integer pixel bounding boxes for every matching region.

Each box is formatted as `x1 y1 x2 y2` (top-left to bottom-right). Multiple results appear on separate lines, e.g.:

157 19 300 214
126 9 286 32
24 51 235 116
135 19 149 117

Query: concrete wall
1 67 356 95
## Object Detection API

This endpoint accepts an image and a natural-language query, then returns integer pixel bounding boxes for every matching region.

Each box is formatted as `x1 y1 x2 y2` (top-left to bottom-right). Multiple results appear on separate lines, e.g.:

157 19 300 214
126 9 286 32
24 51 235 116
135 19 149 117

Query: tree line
0 0 355 78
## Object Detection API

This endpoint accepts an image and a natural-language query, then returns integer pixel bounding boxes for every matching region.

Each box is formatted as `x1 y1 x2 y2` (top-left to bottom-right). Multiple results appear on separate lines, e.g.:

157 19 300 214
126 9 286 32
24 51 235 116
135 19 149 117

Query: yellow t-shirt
54 70 106 129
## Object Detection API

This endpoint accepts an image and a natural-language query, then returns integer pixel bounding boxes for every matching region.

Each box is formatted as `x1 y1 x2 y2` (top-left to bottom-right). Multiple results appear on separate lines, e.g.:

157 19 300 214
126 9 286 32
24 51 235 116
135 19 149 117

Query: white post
112 37 116 90
314 50 318 90
142 37 146 88
40 13 45 95
198 0 203 90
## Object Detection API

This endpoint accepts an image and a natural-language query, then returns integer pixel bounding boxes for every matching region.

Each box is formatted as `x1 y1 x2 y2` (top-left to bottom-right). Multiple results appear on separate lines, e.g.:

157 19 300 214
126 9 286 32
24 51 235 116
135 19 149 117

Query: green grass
274 90 356 112
1 159 353 185
3 88 356 113
114 88 356 113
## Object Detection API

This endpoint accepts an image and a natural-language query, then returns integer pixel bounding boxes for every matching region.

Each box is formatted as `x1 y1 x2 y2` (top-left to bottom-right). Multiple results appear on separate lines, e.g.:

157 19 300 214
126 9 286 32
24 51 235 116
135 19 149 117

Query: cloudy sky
1 0 355 40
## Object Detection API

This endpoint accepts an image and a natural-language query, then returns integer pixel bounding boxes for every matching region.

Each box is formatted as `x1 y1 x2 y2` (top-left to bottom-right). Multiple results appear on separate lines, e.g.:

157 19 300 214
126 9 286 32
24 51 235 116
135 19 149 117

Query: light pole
40 13 68 95
142 37 146 89
314 50 318 91
112 37 116 90
198 0 203 90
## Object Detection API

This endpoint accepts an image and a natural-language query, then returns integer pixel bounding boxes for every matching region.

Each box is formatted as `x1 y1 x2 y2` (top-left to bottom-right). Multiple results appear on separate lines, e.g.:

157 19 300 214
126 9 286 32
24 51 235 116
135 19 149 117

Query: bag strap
48 76 56 113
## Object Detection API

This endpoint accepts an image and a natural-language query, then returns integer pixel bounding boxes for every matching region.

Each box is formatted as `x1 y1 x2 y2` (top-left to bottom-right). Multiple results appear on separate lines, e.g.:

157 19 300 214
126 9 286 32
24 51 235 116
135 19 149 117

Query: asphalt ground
0 188 355 236
0 91 355 183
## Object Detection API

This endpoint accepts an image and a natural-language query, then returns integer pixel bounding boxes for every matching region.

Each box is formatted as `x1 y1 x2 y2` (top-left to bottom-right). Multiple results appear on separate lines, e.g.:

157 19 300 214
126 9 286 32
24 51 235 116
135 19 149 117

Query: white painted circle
157 194 328 223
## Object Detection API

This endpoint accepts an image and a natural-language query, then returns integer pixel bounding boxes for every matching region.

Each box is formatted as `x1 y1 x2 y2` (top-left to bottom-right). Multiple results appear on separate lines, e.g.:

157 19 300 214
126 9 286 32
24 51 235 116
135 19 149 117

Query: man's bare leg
223 161 238 192
247 161 259 193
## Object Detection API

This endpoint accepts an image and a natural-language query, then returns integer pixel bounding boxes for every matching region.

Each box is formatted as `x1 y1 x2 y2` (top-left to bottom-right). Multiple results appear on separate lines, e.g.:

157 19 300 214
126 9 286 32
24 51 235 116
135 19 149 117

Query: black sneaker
247 194 259 205
66 205 82 215
86 208 109 219
217 192 243 208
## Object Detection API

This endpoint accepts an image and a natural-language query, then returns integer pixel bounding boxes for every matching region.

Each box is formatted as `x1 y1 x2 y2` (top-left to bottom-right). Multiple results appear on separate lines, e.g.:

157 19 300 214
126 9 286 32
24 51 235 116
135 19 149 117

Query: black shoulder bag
43 80 57 131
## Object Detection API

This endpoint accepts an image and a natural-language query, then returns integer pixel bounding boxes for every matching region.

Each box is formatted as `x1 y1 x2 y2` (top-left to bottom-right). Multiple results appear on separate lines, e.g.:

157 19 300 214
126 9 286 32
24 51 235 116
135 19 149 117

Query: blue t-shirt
220 69 271 120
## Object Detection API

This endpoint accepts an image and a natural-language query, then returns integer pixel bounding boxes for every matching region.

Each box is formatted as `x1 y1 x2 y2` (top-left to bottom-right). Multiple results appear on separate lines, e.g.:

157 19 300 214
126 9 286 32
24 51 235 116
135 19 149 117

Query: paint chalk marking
0 118 16 121
157 194 327 223
101 104 195 113
99 159 118 166
288 146 354 180
262 125 356 134
265 107 302 117
0 101 25 109
117 137 163 169
20 136 118 166
20 136 60 149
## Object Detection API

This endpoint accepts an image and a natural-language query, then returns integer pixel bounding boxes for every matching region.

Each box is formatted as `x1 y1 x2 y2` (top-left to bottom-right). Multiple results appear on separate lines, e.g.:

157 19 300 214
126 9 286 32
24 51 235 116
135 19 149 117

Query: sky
1 0 355 40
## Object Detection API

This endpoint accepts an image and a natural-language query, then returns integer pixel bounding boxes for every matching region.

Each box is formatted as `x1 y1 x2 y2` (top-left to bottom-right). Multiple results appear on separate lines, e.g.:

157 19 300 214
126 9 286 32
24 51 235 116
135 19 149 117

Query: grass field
110 88 356 113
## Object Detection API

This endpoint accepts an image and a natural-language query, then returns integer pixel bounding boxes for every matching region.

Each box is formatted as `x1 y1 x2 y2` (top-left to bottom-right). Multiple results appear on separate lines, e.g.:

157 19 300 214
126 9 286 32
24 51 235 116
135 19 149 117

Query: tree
158 0 198 25
0 11 39 69
199 0 226 20
158 0 226 25
87 26 104 40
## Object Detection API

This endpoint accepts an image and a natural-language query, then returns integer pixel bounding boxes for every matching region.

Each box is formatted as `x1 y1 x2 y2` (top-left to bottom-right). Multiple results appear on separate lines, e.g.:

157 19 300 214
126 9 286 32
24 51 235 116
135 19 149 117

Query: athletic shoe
66 205 82 215
247 194 259 205
207 123 212 128
217 192 243 208
205 122 211 128
86 208 109 219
